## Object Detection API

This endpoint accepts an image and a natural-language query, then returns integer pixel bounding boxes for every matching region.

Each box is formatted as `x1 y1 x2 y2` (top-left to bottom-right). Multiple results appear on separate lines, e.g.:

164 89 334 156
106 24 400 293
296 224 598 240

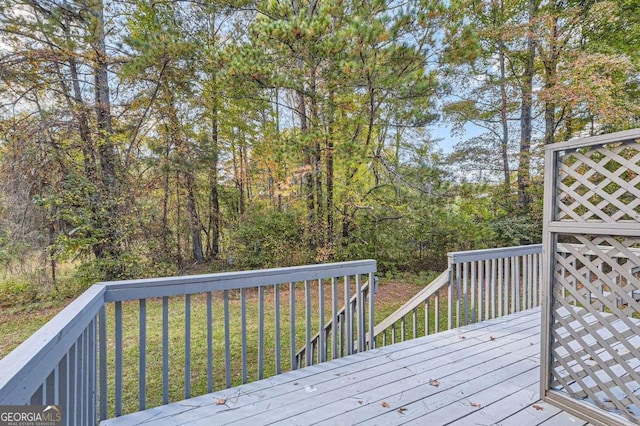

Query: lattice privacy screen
543 130 640 425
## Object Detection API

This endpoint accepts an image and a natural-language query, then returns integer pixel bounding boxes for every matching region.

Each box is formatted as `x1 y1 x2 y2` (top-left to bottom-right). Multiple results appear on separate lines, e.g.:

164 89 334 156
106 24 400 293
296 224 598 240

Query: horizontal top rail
103 260 377 302
545 128 640 152
448 244 542 264
0 284 106 404
372 270 450 337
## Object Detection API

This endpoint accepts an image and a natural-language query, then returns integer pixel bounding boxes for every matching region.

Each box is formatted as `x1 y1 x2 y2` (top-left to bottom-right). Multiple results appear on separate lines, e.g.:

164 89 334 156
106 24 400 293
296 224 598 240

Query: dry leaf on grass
470 402 481 408
532 404 544 411
381 401 390 408
216 398 226 405
398 407 408 414
429 379 440 387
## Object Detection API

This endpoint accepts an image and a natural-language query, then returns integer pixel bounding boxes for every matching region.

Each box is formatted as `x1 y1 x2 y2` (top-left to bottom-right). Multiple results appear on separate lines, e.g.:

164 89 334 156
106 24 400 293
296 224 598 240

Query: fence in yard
0 261 376 424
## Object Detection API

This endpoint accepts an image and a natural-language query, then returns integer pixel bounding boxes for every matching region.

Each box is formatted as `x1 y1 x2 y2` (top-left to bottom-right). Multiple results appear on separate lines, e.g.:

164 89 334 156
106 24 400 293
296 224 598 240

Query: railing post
447 255 454 330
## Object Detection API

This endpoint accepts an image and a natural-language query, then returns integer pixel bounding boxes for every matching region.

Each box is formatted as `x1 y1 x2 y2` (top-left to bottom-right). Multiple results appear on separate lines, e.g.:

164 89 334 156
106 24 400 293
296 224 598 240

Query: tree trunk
498 42 511 187
208 106 221 259
90 0 120 276
185 171 204 263
517 0 536 216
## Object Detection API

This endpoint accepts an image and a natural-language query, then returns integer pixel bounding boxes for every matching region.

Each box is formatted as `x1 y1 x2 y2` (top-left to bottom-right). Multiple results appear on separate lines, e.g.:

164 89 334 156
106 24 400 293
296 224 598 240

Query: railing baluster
401 317 406 341
524 255 528 309
162 296 169 404
83 327 89 425
60 354 68 423
75 336 81 424
91 318 96 426
368 274 375 349
492 258 498 319
258 286 265 379
184 294 191 399
470 261 477 323
305 280 312 366
274 285 281 374
435 293 440 333
532 253 536 307
484 260 490 321
412 308 417 339
356 274 365 352
344 276 352 355
505 256 511 314
455 262 461 327
99 306 107 421
207 292 213 393
69 344 76 424
115 301 122 417
477 260 484 321
515 256 521 311
498 258 504 317
425 299 430 336
289 282 296 370
241 288 247 384
510 256 516 313
332 277 338 359
462 262 468 325
139 299 146 410
223 290 231 388
52 358 59 405
448 269 453 330
528 254 533 308
318 279 325 362
339 312 344 356
391 323 396 344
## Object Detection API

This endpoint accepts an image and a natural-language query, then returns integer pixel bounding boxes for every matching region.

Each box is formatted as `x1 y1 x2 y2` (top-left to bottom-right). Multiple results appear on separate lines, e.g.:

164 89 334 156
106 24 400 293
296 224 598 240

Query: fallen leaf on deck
334 373 341 376
381 401 390 408
489 336 496 341
398 407 407 414
470 402 481 408
429 379 440 387
358 400 363 405
216 398 226 405
532 404 544 411
293 382 299 385
459 336 466 340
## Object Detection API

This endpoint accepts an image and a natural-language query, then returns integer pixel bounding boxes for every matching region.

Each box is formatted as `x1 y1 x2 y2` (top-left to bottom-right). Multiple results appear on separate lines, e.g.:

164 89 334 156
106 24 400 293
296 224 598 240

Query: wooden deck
102 308 589 426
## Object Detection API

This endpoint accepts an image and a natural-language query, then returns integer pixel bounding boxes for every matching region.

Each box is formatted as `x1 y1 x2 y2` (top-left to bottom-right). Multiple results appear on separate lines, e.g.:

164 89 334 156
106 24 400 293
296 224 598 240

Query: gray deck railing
373 244 543 346
294 277 377 367
0 260 376 425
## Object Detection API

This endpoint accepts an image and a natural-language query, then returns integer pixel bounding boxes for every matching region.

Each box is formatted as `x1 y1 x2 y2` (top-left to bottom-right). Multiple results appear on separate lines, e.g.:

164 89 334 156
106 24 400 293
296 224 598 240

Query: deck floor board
101 308 591 426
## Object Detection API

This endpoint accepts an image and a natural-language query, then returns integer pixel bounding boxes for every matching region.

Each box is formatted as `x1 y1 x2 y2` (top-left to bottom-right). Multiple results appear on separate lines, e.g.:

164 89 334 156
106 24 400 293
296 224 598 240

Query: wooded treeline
0 0 638 287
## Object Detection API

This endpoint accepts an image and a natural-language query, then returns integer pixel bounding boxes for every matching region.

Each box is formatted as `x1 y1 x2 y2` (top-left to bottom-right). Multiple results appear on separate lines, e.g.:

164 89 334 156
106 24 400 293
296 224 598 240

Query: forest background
0 0 638 307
